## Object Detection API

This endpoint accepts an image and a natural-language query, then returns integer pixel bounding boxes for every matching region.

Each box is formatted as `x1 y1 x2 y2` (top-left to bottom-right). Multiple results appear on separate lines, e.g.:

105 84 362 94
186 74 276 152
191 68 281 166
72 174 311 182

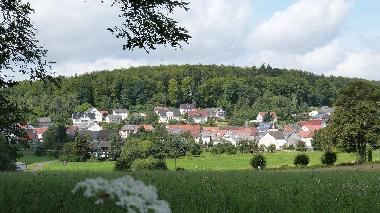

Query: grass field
1 169 380 212
18 153 55 165
43 151 380 172
5 151 380 212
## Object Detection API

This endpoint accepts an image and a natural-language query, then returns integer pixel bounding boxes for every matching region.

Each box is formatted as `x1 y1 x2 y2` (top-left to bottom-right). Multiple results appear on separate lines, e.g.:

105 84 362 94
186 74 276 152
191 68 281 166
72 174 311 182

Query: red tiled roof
188 110 208 118
167 125 201 138
140 125 154 131
297 131 314 138
34 128 48 135
299 119 323 127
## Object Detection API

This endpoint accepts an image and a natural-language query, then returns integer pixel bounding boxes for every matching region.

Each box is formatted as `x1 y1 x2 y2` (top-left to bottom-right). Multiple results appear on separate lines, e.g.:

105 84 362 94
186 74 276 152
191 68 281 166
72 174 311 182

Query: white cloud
52 58 147 77
328 52 380 80
249 0 352 53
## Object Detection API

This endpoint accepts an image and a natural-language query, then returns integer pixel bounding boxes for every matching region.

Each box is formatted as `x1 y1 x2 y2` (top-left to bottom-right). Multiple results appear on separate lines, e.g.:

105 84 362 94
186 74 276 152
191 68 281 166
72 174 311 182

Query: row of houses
72 108 129 125
154 104 226 124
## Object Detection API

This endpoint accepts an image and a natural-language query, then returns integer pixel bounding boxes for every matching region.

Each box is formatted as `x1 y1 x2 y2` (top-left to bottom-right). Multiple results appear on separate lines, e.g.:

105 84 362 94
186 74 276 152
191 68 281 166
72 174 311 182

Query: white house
119 125 139 139
113 109 129 120
156 108 181 123
188 110 208 124
255 112 278 123
308 111 319 117
72 112 96 124
258 131 286 150
87 107 103 122
297 131 314 149
205 108 226 120
179 104 196 115
74 122 103 132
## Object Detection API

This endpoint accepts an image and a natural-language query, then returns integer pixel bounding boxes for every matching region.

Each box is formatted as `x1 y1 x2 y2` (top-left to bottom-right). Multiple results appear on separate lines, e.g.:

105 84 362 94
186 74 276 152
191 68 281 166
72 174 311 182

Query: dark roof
72 112 96 120
158 109 181 117
107 115 122 122
268 131 285 140
113 109 128 113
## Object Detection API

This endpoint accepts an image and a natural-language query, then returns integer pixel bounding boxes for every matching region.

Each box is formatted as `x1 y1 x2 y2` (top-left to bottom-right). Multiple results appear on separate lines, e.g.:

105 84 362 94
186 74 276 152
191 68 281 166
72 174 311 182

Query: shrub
130 157 167 171
258 144 266 153
250 154 266 170
294 154 309 166
295 141 307 151
267 144 276 153
175 166 185 171
320 151 337 166
115 158 130 171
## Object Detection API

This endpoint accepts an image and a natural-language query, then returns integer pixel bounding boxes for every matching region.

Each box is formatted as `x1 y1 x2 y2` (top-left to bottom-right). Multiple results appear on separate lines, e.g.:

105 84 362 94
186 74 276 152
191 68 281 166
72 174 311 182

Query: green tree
116 139 154 170
74 102 92 113
168 79 180 106
70 135 91 162
0 134 20 171
323 81 380 163
42 123 69 153
181 76 194 103
108 134 124 161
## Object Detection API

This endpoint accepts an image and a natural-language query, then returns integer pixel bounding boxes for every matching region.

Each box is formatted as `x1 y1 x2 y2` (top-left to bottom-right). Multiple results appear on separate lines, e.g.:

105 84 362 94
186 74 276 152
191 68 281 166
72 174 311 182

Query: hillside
8 64 373 125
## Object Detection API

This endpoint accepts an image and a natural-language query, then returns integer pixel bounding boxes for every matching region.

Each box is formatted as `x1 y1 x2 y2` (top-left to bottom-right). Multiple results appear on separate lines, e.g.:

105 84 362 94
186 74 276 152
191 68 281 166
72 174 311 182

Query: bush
295 141 307 151
115 158 130 171
294 154 309 166
175 166 185 171
267 144 276 153
130 157 167 171
320 151 337 166
250 154 266 170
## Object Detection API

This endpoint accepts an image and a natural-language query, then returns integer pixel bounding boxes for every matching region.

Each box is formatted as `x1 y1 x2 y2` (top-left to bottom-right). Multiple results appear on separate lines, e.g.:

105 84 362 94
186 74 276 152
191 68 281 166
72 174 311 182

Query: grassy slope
1 170 380 213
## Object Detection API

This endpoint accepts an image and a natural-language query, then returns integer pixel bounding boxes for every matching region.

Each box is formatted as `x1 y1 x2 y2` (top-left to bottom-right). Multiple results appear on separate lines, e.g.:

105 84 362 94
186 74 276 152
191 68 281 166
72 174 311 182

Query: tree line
9 64 368 125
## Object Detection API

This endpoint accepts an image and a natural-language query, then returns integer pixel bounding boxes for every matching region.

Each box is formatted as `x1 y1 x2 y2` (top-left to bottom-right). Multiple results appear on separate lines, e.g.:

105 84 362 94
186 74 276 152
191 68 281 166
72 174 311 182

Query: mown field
1 169 380 212
42 151 380 171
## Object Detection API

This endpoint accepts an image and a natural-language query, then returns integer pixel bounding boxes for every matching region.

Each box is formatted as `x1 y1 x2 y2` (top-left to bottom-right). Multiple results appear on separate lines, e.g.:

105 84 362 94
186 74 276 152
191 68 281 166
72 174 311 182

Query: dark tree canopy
105 0 191 52
0 0 52 86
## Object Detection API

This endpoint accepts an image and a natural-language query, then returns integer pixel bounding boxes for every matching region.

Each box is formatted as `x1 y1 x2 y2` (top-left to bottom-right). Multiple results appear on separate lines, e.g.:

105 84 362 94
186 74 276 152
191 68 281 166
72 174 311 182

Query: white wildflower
72 175 171 213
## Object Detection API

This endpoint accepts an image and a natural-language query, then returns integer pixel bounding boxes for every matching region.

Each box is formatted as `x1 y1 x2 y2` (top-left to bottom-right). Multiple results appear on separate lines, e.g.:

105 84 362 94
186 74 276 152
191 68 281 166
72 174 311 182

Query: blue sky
24 0 380 80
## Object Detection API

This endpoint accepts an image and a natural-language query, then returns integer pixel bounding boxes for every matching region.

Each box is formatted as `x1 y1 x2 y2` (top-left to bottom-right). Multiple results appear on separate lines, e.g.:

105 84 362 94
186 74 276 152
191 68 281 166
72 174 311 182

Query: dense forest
7 64 377 125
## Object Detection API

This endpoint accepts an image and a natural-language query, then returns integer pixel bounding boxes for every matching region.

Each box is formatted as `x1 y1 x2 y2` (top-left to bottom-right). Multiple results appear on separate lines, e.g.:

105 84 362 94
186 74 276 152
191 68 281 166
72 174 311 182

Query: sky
26 0 380 80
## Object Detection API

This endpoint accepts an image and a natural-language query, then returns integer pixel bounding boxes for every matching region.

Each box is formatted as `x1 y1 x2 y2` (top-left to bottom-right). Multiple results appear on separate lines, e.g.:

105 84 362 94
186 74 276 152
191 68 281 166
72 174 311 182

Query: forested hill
8 64 375 125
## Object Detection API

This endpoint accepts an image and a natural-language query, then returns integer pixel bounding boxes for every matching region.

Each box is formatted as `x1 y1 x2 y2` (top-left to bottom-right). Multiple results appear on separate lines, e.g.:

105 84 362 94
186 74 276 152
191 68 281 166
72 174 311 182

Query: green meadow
42 151 380 171
3 151 379 212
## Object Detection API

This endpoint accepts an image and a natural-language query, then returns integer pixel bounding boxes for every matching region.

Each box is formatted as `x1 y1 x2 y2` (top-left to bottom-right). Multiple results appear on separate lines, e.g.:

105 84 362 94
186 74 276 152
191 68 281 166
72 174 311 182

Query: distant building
113 109 129 120
188 110 208 124
255 112 278 123
106 115 123 123
179 104 196 115
36 117 52 127
155 108 181 123
205 108 226 120
258 131 286 150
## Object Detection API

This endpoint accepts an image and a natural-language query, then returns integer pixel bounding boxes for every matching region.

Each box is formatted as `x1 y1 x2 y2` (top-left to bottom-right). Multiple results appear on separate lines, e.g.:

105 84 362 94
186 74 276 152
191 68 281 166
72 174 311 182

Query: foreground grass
43 151 380 172
1 170 380 212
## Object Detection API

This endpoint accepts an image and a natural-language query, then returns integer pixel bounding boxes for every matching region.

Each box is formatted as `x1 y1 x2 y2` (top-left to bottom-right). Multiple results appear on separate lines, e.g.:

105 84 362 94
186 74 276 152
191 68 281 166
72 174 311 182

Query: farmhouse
87 107 103 122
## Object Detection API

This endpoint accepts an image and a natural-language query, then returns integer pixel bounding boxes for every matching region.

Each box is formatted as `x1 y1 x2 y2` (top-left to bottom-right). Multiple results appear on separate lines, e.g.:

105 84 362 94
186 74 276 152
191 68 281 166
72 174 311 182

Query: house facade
179 104 196 115
258 131 286 150
113 109 129 120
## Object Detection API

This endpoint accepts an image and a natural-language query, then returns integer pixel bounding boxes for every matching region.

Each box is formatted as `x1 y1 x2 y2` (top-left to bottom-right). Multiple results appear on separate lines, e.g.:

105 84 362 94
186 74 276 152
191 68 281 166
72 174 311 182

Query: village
21 103 334 157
